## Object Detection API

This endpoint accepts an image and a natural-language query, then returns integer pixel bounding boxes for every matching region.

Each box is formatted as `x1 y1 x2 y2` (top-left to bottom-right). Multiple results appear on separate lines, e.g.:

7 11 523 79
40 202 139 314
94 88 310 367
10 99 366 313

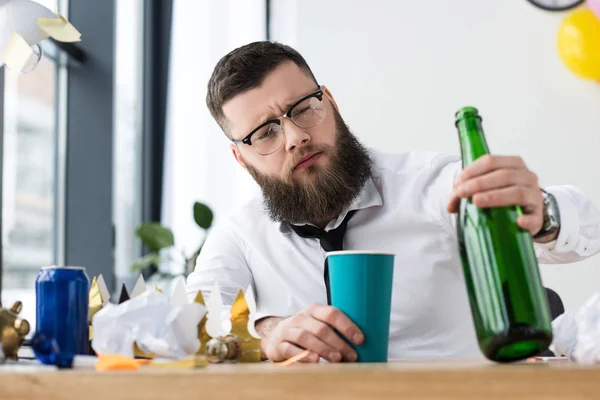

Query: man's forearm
255 316 283 360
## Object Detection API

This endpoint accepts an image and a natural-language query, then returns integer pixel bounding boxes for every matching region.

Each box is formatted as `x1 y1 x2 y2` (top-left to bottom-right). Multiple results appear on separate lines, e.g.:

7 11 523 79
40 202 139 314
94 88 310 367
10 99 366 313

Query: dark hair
206 41 319 137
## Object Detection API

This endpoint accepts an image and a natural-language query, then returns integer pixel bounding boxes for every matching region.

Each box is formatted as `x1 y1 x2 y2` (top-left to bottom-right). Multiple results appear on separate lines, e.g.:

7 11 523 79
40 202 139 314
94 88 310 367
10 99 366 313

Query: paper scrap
118 283 130 304
96 274 110 306
146 355 208 369
169 276 188 306
0 0 57 50
206 282 229 338
95 354 140 371
37 13 81 42
130 275 147 298
526 356 569 363
276 350 311 366
1 33 33 72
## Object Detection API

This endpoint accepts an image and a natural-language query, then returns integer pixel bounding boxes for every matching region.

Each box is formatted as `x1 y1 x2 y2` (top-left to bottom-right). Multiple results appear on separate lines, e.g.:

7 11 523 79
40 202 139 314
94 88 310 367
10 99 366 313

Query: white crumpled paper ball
91 290 206 359
551 292 600 364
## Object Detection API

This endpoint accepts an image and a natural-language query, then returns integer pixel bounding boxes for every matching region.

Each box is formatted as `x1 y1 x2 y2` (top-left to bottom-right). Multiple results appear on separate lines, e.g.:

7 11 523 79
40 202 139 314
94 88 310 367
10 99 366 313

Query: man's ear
230 144 247 170
321 85 339 112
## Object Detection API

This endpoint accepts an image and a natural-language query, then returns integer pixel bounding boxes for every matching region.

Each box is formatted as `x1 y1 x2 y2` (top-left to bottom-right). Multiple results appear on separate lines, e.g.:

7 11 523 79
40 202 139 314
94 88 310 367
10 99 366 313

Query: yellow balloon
557 8 600 80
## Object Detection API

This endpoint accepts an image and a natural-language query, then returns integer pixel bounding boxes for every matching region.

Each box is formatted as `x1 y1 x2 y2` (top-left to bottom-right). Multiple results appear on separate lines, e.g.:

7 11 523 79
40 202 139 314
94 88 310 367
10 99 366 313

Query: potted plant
131 201 214 283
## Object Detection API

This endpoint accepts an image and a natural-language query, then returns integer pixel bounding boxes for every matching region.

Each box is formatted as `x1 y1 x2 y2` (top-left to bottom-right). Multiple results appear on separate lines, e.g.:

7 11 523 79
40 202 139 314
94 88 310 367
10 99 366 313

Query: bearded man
186 41 600 363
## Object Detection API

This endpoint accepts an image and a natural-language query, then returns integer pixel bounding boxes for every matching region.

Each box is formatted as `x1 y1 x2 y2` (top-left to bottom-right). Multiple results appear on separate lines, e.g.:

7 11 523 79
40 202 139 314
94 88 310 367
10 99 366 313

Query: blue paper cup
326 250 395 362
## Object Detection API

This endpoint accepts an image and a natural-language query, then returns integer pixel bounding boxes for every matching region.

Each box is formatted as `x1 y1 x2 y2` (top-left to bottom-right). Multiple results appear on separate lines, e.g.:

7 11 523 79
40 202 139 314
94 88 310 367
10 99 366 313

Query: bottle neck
456 116 490 168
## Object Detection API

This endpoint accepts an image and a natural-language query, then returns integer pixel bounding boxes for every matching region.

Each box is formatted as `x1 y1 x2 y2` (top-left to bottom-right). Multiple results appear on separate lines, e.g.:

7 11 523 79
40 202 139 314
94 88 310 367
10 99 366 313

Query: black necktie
290 210 357 305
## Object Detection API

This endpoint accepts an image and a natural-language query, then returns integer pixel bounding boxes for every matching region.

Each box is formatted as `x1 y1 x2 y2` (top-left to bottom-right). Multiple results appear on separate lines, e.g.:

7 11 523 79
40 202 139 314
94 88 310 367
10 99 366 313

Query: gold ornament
0 302 31 360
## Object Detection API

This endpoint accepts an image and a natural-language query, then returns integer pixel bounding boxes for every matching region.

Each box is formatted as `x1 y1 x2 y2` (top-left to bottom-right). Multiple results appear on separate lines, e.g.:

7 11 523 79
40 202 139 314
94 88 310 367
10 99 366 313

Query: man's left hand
447 155 545 237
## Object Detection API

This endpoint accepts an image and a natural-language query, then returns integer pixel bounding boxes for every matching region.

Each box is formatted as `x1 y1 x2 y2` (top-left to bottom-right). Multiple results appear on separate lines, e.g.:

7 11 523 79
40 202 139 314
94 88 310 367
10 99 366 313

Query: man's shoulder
369 148 461 177
212 190 273 235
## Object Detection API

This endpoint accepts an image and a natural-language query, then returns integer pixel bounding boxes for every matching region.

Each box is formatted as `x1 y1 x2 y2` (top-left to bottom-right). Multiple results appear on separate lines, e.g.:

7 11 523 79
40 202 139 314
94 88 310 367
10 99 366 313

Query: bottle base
484 324 552 363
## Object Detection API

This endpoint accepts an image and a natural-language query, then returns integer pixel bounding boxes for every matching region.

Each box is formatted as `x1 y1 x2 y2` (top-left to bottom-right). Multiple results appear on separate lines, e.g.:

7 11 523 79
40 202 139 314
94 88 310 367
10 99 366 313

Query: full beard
245 108 373 224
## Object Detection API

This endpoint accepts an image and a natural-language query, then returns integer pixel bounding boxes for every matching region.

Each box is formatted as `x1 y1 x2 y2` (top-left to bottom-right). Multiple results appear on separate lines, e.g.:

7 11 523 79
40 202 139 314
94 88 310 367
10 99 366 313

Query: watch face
533 190 561 239
525 0 584 11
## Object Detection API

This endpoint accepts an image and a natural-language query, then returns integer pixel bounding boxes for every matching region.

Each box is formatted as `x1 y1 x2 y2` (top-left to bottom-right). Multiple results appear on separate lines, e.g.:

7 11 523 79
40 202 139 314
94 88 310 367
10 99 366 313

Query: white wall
272 0 600 313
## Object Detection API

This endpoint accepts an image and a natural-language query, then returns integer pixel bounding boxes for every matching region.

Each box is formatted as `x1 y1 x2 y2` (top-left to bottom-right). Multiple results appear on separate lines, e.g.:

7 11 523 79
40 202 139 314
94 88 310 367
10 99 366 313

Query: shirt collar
278 175 383 234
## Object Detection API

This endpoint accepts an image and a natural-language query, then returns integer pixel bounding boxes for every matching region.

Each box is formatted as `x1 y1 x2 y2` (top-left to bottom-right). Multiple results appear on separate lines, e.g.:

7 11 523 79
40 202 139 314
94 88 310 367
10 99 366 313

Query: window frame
61 0 116 290
141 0 172 229
0 71 4 296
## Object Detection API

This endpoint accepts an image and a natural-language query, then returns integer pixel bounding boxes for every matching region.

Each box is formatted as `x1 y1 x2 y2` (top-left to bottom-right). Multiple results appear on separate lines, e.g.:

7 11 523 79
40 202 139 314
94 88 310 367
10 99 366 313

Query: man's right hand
255 304 364 363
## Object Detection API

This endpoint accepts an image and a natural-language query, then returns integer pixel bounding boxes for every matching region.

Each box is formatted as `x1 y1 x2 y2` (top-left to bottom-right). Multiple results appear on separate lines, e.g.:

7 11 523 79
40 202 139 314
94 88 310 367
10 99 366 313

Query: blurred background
2 0 599 332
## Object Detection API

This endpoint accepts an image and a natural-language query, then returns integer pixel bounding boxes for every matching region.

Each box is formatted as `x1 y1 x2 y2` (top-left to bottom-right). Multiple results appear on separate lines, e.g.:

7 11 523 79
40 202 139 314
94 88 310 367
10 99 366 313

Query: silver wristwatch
533 189 561 240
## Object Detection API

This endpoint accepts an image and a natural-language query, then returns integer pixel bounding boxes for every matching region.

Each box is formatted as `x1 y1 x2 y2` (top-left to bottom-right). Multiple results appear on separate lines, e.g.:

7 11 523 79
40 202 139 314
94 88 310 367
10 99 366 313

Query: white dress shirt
186 149 600 359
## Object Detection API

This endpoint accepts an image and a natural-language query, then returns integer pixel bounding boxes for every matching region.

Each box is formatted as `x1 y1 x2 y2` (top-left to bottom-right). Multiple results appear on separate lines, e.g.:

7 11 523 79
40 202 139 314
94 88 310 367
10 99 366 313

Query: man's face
223 61 372 224
224 61 338 183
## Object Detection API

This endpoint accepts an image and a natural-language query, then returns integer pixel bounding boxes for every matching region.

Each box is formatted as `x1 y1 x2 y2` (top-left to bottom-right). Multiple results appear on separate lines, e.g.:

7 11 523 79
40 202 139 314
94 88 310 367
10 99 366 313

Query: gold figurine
0 301 31 360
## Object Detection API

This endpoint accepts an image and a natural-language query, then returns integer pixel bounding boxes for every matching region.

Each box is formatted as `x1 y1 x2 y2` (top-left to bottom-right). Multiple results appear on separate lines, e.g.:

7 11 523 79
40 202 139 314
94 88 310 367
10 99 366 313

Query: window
0 0 170 325
113 0 144 287
1 0 60 330
1 0 117 330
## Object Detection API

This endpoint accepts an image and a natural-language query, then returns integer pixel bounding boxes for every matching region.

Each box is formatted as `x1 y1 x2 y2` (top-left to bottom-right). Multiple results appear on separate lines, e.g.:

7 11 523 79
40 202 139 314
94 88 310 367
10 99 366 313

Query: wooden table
2 358 600 399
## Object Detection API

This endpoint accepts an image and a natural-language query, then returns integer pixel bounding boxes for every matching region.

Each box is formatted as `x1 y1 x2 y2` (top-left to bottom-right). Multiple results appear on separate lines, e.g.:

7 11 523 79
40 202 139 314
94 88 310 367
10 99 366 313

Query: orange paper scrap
96 354 141 371
276 350 311 366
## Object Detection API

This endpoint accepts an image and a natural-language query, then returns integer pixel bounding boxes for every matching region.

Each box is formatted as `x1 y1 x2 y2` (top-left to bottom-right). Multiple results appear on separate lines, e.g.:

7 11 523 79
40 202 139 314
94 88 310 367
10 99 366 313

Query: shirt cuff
254 312 274 321
254 311 287 322
534 186 580 253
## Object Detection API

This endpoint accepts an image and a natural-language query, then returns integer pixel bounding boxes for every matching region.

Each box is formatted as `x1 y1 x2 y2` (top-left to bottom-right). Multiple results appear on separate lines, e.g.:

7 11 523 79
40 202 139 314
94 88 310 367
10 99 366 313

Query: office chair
545 287 565 320
538 287 564 356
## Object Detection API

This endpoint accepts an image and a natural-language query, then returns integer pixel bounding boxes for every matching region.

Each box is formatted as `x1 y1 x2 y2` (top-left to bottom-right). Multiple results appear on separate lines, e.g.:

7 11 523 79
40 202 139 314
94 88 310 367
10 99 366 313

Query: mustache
284 144 331 181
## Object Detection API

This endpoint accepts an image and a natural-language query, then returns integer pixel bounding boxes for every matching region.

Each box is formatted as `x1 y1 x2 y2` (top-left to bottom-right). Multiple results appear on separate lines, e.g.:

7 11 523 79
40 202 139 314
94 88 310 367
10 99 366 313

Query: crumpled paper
91 290 206 359
550 292 600 364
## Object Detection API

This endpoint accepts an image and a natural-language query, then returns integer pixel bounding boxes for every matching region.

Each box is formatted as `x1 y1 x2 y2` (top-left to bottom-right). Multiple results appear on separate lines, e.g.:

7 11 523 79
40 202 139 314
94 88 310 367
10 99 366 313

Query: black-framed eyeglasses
231 87 326 155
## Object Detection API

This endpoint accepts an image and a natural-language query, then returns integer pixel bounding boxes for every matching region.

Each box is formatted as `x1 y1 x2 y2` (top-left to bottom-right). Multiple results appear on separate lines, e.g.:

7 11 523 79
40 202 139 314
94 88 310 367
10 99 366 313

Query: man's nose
283 118 310 152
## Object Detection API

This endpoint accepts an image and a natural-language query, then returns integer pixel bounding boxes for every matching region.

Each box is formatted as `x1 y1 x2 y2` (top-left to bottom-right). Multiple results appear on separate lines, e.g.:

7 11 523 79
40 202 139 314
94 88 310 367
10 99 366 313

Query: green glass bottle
455 106 552 362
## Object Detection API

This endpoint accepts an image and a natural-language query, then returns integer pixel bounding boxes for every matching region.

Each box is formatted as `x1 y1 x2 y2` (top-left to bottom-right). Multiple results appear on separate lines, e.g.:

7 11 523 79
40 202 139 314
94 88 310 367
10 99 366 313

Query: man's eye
258 131 272 139
256 127 275 140
295 106 310 115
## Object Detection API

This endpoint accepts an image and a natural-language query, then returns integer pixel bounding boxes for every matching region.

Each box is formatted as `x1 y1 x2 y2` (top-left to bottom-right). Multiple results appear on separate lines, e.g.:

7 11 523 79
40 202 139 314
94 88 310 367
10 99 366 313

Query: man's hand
255 304 364 363
447 155 546 238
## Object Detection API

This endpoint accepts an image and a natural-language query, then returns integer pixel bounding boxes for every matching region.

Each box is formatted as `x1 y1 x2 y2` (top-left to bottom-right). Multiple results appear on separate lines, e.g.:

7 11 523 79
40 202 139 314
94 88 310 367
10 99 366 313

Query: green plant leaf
131 252 161 272
193 202 213 229
136 223 174 251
